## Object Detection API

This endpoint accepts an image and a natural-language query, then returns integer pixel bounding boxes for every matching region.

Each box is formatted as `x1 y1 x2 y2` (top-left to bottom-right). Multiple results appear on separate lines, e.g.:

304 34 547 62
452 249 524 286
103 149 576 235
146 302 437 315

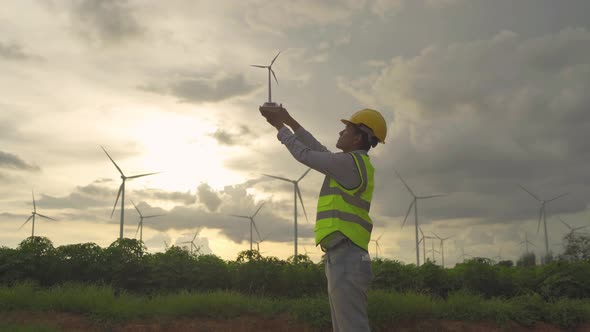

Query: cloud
0 41 40 61
208 125 257 146
0 151 41 172
63 0 144 44
141 73 258 104
197 183 222 212
340 28 590 228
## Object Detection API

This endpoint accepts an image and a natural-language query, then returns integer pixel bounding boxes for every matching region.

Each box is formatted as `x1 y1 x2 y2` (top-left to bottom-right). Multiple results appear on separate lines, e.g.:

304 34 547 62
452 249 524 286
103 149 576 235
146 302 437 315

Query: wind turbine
263 168 311 257
255 232 272 253
418 227 436 265
518 232 535 254
519 185 567 258
457 246 472 263
433 232 453 268
251 51 281 104
229 202 265 251
371 232 384 260
19 190 56 237
130 200 164 242
559 217 588 237
395 169 446 267
180 228 201 255
427 247 440 262
101 146 158 239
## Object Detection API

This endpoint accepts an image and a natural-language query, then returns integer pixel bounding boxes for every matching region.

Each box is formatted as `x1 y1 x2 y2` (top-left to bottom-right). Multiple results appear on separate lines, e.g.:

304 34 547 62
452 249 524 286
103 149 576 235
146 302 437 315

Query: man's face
336 123 361 152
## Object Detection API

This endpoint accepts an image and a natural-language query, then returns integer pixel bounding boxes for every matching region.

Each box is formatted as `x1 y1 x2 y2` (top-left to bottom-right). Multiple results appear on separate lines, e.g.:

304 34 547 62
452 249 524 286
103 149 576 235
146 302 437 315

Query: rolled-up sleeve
277 127 360 189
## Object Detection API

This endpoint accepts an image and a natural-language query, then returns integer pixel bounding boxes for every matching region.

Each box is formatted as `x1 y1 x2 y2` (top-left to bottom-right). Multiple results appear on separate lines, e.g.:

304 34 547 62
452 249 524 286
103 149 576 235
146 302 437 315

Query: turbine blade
270 51 281 66
419 226 424 236
559 218 572 230
251 65 268 68
32 190 36 212
229 214 249 219
419 194 447 199
394 168 415 197
377 232 384 241
135 221 141 238
19 215 33 230
253 202 265 218
537 207 543 234
262 173 291 182
128 172 159 179
297 168 312 182
296 185 308 222
111 183 123 218
192 230 199 242
401 200 415 228
101 146 125 176
252 220 261 241
270 69 279 85
518 184 541 202
547 193 568 202
36 213 56 221
131 199 141 216
144 214 164 219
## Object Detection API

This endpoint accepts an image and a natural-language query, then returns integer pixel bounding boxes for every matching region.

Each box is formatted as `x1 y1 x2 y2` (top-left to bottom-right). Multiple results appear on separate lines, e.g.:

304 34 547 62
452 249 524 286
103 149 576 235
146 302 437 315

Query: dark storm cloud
341 28 590 229
0 151 40 172
197 183 222 212
65 0 144 44
141 73 258 104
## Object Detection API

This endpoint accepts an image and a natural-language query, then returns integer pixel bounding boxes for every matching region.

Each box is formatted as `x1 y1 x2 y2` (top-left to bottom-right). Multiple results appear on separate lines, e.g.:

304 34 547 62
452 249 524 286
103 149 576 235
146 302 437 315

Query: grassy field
1 282 590 330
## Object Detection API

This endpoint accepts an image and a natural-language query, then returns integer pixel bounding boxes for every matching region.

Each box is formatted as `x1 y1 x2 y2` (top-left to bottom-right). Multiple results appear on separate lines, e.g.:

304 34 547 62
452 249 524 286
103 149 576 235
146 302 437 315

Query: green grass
1 282 590 330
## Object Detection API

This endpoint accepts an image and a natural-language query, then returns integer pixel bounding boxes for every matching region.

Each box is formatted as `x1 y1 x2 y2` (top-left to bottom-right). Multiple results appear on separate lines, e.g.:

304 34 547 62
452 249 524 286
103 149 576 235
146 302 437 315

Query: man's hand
260 105 289 130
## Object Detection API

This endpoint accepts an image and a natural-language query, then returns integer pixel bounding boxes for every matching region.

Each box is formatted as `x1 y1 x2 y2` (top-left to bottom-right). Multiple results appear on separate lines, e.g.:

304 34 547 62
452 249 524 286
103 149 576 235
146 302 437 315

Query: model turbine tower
251 51 282 111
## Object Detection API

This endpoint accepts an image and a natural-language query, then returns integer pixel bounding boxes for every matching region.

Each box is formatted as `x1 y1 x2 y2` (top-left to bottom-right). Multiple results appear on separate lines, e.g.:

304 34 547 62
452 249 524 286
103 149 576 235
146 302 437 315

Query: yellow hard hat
341 108 387 144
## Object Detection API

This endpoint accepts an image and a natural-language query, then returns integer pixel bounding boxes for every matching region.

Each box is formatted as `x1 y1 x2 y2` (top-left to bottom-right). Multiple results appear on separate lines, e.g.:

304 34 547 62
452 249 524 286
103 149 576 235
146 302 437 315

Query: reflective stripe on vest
315 152 374 251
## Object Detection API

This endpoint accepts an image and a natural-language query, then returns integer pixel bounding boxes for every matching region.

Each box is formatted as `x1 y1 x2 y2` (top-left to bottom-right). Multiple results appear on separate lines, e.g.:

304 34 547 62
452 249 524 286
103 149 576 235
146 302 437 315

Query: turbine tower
433 232 453 268
263 168 311 257
251 51 281 103
101 146 158 239
255 232 272 253
519 185 567 258
19 190 56 237
396 168 447 267
131 200 164 242
229 202 265 251
371 232 384 260
559 217 588 237
418 227 436 265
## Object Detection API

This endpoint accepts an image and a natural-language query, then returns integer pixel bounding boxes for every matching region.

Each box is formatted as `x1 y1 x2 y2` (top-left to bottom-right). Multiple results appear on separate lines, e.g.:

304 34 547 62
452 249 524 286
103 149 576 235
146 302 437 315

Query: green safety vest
315 152 374 251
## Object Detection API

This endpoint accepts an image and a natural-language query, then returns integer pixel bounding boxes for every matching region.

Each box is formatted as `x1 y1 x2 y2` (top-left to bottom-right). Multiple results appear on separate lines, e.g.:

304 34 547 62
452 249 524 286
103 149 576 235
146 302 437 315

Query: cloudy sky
2 0 589 266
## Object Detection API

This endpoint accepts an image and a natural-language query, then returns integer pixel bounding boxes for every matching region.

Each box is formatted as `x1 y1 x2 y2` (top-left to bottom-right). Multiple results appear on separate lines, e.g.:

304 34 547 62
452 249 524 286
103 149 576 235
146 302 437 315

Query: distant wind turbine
251 51 281 103
131 200 164 242
418 227 436 265
519 185 567 258
371 232 384 260
230 202 265 251
180 228 201 255
101 146 158 239
255 232 272 253
19 190 56 237
457 246 472 263
395 168 446 267
433 232 453 268
559 217 588 237
263 168 311 257
518 232 536 254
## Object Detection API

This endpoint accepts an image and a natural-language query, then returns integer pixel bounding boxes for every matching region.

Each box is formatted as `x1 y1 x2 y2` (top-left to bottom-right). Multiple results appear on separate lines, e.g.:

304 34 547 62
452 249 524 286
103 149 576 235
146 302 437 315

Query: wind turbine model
101 146 158 239
263 168 311 257
559 217 588 237
519 185 567 258
130 200 164 242
371 232 384 259
230 202 265 251
180 228 201 255
251 51 282 110
518 232 535 254
433 232 453 268
395 169 446 267
19 190 56 237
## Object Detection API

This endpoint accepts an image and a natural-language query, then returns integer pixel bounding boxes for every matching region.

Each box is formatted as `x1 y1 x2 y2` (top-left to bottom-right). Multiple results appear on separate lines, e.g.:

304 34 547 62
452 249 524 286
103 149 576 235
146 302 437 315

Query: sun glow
129 111 245 193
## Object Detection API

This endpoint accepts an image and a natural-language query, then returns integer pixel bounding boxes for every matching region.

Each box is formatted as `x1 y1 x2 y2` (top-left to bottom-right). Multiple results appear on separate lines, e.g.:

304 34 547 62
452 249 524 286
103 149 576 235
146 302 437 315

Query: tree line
0 233 589 300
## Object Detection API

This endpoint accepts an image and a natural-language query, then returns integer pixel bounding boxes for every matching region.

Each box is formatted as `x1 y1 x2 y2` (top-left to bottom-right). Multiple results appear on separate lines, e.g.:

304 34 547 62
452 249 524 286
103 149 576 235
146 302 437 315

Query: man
260 106 387 332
